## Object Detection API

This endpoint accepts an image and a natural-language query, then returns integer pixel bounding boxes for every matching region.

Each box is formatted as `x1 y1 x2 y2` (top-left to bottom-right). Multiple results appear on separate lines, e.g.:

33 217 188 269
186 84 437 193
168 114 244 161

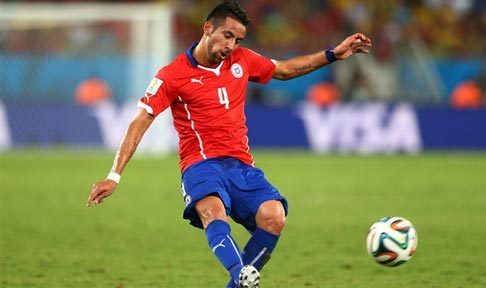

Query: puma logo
144 93 153 103
212 239 226 252
191 76 204 85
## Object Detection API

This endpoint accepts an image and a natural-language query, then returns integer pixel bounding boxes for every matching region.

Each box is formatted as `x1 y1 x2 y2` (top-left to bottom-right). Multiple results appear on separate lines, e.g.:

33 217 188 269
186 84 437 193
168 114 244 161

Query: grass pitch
1 150 486 288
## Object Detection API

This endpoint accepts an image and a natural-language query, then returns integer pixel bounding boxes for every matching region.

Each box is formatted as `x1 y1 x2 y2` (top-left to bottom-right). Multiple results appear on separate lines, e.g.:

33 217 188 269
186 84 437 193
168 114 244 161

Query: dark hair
206 1 251 28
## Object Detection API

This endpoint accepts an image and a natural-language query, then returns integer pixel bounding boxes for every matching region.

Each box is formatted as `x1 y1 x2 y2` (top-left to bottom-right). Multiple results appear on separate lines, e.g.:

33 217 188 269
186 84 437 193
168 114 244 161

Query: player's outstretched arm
273 33 372 80
86 108 155 207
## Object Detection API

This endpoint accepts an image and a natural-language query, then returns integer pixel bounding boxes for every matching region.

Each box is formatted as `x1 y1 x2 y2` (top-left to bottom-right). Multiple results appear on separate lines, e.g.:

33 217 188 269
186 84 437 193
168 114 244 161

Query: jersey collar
185 42 199 68
185 42 225 76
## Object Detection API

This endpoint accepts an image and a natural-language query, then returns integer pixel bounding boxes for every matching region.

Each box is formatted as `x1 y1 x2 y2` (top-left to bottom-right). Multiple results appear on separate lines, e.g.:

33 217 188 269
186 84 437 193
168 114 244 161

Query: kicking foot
238 265 260 288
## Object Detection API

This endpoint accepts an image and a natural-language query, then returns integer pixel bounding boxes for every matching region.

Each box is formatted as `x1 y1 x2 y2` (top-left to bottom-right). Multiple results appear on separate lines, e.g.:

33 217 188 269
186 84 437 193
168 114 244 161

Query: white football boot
238 265 260 288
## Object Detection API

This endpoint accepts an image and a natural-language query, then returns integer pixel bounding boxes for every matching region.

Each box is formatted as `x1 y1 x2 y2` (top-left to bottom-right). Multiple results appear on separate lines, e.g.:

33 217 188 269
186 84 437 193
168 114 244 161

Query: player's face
205 17 246 65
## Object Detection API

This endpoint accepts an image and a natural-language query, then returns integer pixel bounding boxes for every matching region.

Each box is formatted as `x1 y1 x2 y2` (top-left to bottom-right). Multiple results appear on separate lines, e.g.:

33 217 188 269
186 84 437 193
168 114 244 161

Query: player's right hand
334 33 372 60
86 179 117 207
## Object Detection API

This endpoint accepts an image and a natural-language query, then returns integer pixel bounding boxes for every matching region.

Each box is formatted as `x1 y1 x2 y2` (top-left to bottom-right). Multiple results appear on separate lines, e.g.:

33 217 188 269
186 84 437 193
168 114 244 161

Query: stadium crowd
2 0 484 59
173 0 485 60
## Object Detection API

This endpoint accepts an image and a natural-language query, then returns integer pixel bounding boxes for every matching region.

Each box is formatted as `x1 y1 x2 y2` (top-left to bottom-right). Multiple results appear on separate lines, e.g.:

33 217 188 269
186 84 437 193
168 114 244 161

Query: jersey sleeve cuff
137 101 154 115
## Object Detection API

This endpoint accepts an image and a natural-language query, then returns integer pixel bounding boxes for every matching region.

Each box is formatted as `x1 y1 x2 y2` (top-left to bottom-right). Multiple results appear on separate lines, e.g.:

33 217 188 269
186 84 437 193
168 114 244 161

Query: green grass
1 150 486 288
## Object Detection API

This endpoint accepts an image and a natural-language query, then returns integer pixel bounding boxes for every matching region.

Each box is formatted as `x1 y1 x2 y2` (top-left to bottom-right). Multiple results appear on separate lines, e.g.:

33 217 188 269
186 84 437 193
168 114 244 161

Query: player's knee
195 196 228 228
265 214 286 235
198 207 227 222
259 212 286 235
256 201 286 234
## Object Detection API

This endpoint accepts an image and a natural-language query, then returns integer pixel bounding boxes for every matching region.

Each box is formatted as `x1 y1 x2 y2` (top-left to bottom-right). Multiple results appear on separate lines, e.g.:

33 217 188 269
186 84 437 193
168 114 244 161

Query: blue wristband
325 47 337 63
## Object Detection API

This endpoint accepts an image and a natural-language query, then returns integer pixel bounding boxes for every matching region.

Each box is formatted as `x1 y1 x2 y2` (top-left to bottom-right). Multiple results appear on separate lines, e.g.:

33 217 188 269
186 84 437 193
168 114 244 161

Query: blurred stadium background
1 1 486 287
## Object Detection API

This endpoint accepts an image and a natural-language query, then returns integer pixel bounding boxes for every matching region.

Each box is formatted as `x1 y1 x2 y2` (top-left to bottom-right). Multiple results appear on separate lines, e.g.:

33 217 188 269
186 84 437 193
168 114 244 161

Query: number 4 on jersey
217 87 230 109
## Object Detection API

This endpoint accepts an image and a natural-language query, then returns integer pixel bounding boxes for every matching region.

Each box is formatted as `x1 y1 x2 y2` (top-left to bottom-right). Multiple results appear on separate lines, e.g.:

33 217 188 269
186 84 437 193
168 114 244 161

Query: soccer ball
366 216 418 267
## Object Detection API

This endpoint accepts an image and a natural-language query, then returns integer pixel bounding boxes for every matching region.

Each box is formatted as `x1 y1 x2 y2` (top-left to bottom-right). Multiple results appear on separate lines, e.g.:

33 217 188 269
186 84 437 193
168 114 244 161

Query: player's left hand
333 33 372 60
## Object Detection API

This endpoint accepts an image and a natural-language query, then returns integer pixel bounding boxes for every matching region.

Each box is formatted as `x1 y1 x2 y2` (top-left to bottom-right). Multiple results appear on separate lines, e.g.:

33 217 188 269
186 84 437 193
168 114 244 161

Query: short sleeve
137 68 178 116
241 48 276 84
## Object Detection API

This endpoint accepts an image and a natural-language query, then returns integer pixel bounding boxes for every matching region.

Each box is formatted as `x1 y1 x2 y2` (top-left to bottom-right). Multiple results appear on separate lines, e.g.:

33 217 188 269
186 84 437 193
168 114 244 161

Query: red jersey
137 44 276 172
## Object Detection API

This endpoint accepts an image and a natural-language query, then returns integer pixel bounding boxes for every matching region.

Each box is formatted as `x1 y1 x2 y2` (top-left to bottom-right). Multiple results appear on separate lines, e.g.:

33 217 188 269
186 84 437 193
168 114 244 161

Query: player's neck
193 41 219 68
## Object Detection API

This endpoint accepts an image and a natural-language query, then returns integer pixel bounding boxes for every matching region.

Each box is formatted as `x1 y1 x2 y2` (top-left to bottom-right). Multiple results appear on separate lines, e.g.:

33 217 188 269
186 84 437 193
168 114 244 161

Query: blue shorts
181 157 288 231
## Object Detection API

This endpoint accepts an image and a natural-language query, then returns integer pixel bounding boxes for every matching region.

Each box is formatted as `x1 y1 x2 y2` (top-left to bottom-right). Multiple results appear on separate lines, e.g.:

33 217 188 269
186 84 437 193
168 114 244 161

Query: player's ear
203 21 214 36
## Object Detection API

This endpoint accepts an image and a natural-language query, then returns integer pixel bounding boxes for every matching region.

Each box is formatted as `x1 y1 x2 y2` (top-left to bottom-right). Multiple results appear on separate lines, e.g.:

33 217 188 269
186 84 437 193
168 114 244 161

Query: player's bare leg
255 200 286 235
196 195 229 228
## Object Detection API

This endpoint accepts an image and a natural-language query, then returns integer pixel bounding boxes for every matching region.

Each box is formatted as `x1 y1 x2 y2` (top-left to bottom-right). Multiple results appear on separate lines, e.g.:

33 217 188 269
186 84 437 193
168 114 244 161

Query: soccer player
86 1 372 287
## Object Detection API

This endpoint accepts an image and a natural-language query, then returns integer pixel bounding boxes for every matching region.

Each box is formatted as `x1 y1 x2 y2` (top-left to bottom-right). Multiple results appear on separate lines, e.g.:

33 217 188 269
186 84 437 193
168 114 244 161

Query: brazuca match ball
366 216 418 267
